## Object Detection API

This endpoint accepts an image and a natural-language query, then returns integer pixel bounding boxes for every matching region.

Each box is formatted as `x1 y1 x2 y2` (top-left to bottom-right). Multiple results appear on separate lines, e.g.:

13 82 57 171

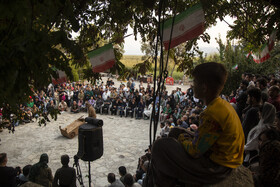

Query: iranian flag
252 30 277 63
88 43 116 72
52 70 67 85
162 3 205 50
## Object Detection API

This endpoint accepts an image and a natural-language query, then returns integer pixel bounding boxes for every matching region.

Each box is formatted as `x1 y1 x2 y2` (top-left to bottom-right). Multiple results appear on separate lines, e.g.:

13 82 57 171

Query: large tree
1 0 279 107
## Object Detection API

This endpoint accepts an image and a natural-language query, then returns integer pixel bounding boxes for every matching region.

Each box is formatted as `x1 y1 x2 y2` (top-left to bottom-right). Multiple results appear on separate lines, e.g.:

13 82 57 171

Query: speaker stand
88 161 92 187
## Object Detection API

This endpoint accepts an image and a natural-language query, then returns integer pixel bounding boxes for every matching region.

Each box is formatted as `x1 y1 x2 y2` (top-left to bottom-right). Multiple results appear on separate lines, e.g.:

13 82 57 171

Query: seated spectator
172 109 181 124
136 98 145 119
53 154 76 187
71 101 79 113
78 99 86 112
160 104 172 121
118 166 127 185
137 161 149 186
58 100 67 112
254 128 280 186
143 101 153 119
244 102 276 164
118 98 126 117
0 153 17 187
107 173 124 187
123 173 141 187
126 98 137 118
32 104 39 121
111 98 119 115
95 95 103 113
18 165 32 186
88 96 96 106
242 87 262 142
29 153 53 187
102 97 111 114
159 122 169 138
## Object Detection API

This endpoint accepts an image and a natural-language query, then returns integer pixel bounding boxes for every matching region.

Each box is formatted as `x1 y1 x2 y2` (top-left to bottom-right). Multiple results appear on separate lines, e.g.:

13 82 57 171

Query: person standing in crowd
152 62 244 186
53 154 76 187
0 153 17 187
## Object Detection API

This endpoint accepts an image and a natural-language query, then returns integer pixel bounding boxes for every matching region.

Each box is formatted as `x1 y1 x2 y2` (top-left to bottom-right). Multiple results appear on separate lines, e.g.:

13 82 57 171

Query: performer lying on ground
151 62 245 186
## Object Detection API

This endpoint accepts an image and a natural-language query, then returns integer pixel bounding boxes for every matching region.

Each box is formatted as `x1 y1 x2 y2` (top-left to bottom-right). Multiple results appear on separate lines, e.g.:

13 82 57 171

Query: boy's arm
178 119 221 158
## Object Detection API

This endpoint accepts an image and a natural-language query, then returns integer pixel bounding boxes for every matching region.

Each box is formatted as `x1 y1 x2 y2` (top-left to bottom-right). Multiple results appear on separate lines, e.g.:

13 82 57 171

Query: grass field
121 55 185 80
121 55 143 68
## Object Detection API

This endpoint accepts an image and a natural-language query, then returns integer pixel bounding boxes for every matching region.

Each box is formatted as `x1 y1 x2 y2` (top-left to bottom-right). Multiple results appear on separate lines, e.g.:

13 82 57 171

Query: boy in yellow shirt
152 62 245 186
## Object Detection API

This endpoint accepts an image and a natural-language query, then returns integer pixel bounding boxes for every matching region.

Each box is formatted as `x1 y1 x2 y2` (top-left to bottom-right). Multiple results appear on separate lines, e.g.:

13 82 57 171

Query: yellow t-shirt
178 97 245 168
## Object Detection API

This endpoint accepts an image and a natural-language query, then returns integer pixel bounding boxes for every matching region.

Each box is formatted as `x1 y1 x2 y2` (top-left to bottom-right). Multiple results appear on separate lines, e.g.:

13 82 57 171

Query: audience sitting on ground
58 100 67 112
71 101 79 113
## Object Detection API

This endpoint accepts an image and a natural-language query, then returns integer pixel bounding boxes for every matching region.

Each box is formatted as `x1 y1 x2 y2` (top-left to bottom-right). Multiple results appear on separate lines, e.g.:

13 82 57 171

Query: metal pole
88 161 91 187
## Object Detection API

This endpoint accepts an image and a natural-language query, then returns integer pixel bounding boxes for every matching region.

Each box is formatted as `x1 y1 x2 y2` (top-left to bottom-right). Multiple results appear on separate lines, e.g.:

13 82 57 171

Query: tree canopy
1 0 279 106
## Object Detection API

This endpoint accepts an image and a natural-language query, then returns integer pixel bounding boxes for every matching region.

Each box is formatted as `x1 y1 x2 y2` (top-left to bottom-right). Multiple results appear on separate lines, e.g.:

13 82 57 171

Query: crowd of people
1 63 280 186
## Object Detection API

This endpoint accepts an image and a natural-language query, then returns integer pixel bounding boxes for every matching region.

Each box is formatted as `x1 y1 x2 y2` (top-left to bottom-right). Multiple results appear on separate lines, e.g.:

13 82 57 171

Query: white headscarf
245 102 276 151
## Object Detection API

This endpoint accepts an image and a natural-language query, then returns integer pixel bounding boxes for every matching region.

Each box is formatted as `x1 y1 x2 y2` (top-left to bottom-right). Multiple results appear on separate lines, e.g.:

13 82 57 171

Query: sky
123 16 234 55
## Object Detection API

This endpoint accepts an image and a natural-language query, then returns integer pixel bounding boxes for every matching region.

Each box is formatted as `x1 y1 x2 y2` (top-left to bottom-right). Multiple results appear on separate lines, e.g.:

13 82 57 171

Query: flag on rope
52 70 67 85
232 64 238 70
88 43 116 72
251 30 277 63
162 2 205 50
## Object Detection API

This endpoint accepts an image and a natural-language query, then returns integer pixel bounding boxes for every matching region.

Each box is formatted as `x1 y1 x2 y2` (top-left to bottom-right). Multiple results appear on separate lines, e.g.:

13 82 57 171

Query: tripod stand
73 155 84 187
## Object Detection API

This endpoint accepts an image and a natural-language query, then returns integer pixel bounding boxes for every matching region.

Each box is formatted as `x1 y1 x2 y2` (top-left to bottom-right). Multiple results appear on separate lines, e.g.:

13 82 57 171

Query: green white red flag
52 70 67 85
162 3 205 50
251 30 277 63
88 44 116 72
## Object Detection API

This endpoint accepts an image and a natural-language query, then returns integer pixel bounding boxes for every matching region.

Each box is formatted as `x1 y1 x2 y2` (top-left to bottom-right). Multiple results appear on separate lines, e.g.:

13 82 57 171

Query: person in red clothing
268 85 280 112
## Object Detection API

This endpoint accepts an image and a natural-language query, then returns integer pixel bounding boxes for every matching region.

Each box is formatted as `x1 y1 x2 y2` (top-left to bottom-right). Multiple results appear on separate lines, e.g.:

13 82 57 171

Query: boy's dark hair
118 166 127 176
192 62 228 95
123 173 134 186
23 165 32 176
107 173 116 183
0 153 7 164
247 87 262 103
61 155 70 166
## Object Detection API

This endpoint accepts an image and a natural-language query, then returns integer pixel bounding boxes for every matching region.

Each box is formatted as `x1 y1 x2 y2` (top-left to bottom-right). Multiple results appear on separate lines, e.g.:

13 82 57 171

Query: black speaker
77 119 103 161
